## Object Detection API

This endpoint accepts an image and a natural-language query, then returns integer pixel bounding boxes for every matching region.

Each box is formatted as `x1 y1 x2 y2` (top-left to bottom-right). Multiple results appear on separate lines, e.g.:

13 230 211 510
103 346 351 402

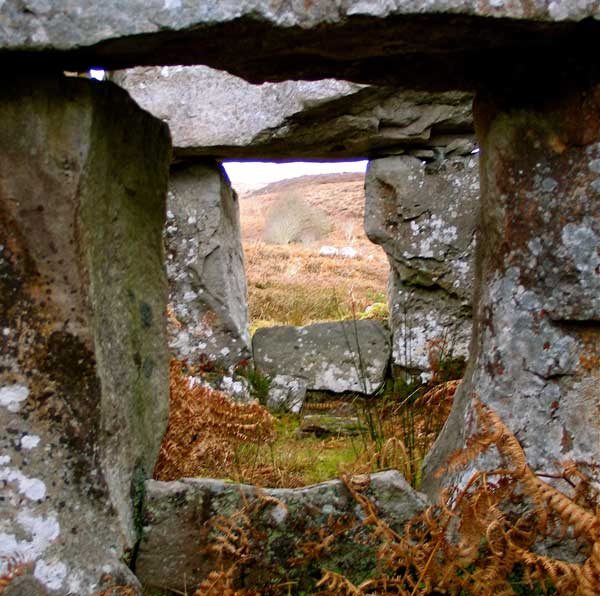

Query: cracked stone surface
253 321 391 395
365 155 479 371
112 66 474 160
136 471 428 593
422 82 600 497
166 161 250 370
0 75 171 594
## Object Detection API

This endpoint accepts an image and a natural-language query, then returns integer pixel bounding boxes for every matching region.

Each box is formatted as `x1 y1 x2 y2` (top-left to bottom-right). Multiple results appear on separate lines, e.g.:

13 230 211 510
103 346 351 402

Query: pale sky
223 160 368 189
89 69 105 80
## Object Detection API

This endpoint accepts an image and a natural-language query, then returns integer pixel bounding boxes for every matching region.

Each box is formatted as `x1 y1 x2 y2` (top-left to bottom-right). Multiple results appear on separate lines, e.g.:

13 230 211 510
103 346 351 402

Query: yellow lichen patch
548 132 567 154
579 330 600 374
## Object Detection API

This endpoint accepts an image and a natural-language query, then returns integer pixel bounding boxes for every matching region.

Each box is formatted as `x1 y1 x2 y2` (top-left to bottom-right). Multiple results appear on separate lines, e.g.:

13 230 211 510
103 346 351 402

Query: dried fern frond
0 557 27 596
476 403 600 542
194 568 238 596
91 587 136 596
315 570 365 595
166 304 182 329
579 540 600 596
303 400 348 412
154 359 276 482
413 379 460 410
190 399 600 596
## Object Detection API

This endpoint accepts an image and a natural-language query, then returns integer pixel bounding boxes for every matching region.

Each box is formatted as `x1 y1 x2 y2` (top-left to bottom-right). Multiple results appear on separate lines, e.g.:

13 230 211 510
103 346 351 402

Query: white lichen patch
408 215 458 258
34 559 68 591
0 508 60 576
21 434 41 450
0 466 47 501
588 158 600 174
270 503 288 525
0 384 29 412
561 222 599 275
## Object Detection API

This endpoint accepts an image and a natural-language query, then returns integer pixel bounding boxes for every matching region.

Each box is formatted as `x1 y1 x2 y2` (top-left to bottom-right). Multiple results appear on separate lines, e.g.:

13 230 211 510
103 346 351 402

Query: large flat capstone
0 75 171 594
112 66 474 160
136 471 428 593
253 321 391 394
2 2 599 90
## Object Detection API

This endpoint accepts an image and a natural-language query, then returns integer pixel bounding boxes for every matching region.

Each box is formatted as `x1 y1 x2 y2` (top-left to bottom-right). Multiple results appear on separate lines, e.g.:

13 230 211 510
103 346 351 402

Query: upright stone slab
166 161 250 369
0 75 170 594
365 155 478 373
423 83 600 494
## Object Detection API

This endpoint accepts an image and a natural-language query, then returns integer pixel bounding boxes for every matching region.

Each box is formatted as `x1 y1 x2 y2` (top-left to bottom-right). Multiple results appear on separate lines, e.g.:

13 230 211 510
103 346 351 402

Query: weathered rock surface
0 75 171 594
3 2 599 91
136 472 428 593
422 83 600 496
253 321 391 394
365 155 478 371
166 161 250 369
113 66 473 160
266 374 307 413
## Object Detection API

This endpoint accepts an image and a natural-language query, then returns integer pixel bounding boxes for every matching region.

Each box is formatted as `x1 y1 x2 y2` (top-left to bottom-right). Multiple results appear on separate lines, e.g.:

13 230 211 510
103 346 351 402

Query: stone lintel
1 6 599 91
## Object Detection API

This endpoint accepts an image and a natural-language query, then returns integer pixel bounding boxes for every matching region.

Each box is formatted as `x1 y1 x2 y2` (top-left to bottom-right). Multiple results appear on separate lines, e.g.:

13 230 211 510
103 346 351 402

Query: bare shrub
339 218 356 243
263 192 331 245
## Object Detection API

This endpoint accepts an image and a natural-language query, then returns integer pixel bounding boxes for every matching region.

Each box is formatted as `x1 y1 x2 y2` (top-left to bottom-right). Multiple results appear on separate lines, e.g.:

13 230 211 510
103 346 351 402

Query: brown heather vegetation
238 173 389 329
192 401 600 596
3 427 599 596
153 357 460 489
244 241 389 329
154 360 288 486
3 370 599 595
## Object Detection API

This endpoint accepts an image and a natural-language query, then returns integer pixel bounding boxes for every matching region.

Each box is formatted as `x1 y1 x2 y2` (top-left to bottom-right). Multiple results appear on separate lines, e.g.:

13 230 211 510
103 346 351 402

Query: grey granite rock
365 155 479 371
253 321 391 395
0 75 171 594
112 66 473 160
2 2 599 91
166 160 250 369
422 85 600 500
266 374 307 413
136 471 428 593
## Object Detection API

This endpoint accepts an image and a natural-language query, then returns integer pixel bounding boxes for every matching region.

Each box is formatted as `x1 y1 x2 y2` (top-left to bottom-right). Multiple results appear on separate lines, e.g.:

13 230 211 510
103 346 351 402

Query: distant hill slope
245 172 364 197
239 172 368 243
238 171 389 329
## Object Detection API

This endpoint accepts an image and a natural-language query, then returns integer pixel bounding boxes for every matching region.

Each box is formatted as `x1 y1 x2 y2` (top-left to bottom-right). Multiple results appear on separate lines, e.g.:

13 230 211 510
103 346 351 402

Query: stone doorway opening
3 9 600 595
162 157 395 488
158 153 479 492
112 66 480 491
228 159 395 485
